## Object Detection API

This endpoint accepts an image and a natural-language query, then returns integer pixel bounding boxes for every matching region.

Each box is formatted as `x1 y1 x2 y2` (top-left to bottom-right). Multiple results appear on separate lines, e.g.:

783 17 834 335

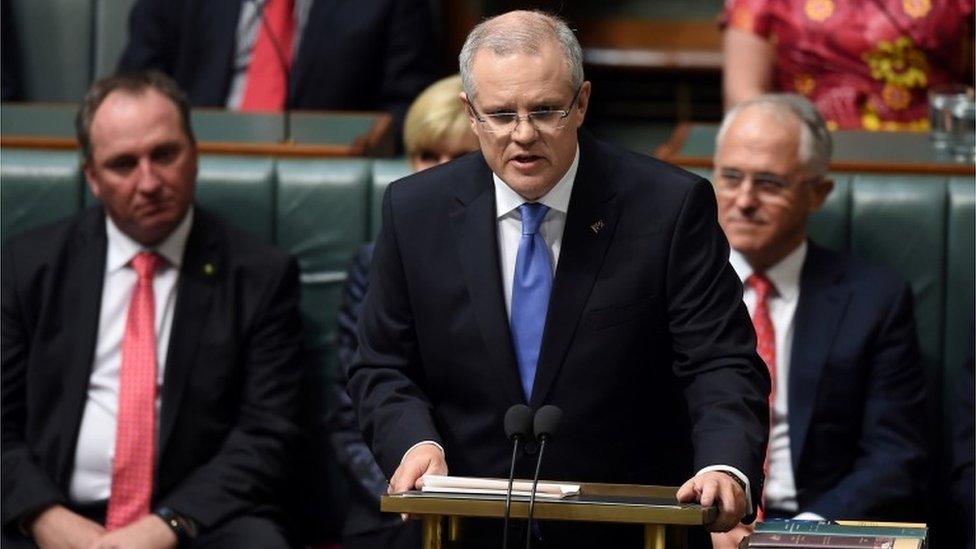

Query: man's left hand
88 515 177 549
675 471 747 532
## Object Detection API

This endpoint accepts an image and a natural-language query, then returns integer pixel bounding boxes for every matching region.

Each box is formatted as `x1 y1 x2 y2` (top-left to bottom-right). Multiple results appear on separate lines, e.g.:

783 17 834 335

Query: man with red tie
710 94 927 548
1 71 304 548
118 0 440 146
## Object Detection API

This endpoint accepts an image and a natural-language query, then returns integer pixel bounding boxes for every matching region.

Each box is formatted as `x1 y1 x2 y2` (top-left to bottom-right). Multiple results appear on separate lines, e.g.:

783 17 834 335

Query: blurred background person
710 93 927 548
118 0 441 149
323 74 476 549
722 0 974 130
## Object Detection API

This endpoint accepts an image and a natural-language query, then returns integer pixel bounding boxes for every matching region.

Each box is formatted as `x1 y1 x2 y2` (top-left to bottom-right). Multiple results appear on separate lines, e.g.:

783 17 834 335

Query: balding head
716 94 832 181
712 93 835 271
458 10 583 99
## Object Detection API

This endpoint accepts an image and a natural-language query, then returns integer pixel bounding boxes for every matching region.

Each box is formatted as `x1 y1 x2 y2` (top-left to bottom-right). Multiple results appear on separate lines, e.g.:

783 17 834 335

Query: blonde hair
403 75 472 156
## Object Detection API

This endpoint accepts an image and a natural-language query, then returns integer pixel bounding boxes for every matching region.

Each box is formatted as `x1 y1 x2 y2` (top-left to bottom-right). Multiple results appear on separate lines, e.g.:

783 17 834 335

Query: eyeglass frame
465 86 584 134
714 166 825 198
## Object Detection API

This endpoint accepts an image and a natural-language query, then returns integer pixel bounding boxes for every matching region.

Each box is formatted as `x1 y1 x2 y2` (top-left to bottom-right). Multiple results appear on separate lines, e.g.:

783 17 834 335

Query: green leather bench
2 148 973 542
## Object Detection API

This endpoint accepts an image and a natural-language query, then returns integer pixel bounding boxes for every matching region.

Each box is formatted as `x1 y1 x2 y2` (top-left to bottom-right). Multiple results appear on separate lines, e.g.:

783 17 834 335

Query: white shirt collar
729 240 807 302
493 144 579 218
105 206 194 273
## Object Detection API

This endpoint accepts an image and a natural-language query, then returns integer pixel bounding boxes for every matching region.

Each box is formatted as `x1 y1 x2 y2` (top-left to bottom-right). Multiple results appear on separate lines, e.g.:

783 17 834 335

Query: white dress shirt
69 209 194 503
729 241 821 519
493 147 578 316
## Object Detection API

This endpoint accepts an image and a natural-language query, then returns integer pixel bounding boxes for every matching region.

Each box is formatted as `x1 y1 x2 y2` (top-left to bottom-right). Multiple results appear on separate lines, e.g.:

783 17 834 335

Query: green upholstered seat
369 158 412 239
275 158 371 392
9 0 94 102
0 149 82 243
93 0 138 79
195 156 276 242
944 177 975 401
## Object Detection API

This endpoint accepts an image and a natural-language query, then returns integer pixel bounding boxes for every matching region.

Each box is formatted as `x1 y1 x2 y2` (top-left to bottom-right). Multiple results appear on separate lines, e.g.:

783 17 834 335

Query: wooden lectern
381 482 716 549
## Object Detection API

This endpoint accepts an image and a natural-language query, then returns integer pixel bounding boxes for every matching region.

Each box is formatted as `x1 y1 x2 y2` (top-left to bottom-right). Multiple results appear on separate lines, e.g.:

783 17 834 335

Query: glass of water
950 98 976 160
929 85 973 148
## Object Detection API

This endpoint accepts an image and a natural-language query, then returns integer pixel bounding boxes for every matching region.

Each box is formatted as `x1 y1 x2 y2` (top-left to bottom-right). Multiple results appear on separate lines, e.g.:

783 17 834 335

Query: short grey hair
458 10 584 99
716 94 833 180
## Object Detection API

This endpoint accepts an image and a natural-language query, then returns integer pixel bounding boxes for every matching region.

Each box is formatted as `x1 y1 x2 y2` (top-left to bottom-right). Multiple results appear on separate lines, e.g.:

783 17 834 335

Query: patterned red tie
106 251 163 530
240 0 296 112
747 272 776 521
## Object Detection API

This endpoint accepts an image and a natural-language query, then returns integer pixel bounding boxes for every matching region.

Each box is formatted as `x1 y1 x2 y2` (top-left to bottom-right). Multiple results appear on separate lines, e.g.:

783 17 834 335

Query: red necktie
106 252 163 531
747 272 776 521
240 0 296 112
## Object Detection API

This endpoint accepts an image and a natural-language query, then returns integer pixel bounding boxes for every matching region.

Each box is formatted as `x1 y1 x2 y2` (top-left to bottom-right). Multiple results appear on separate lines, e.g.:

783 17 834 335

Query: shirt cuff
696 465 754 516
400 440 445 465
792 512 825 521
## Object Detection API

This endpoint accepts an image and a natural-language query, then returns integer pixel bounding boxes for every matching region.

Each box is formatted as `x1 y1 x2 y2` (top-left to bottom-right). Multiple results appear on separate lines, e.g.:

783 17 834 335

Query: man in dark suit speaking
1 71 303 548
348 11 770 546
709 94 927 548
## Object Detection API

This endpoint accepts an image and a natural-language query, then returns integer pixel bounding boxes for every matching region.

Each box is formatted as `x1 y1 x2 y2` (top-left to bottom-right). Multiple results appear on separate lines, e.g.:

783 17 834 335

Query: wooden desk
581 19 722 72
382 482 715 549
656 123 976 175
0 103 394 157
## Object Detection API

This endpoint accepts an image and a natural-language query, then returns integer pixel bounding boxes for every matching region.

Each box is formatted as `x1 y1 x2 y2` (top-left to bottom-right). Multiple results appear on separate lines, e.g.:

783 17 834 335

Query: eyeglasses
715 168 814 197
468 86 583 134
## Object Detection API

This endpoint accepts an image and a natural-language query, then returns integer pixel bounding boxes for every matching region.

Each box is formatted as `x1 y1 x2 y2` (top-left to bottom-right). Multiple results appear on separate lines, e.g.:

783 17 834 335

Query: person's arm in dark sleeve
804 283 927 518
376 0 441 142
324 244 390 501
117 0 181 73
0 244 67 533
347 185 442 480
666 177 771 512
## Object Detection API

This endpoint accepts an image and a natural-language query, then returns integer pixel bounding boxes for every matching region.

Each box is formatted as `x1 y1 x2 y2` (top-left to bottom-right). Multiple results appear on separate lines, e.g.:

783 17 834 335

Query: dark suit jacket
118 0 440 138
788 242 926 519
0 206 304 535
348 134 770 513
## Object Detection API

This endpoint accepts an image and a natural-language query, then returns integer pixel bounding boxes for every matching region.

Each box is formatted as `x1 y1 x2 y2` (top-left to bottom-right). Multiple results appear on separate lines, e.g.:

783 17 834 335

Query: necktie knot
518 203 549 236
131 251 163 281
747 272 775 302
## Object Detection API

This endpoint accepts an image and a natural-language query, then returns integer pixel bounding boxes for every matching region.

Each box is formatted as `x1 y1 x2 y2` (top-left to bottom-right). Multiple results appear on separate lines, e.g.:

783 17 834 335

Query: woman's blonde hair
403 74 472 156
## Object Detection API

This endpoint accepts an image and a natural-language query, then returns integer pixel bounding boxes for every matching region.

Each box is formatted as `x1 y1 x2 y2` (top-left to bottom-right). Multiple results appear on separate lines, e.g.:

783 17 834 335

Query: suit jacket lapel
57 209 108 485
789 242 849 470
450 159 525 405
530 136 618 408
158 210 220 457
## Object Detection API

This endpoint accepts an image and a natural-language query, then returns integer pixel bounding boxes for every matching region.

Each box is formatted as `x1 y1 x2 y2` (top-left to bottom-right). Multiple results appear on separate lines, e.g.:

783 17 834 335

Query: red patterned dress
723 0 974 130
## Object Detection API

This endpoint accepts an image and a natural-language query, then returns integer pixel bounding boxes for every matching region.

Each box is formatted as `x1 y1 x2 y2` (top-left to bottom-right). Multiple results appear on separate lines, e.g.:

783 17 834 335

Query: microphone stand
524 436 548 549
502 404 532 549
502 435 521 549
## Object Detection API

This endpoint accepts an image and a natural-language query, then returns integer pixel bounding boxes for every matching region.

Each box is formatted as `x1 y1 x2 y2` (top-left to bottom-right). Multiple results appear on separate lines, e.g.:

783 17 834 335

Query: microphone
502 404 533 549
525 405 562 549
253 0 294 141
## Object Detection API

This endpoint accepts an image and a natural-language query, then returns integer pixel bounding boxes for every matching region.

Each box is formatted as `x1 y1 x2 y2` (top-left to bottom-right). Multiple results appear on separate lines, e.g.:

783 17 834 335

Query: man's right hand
29 505 106 549
388 443 448 495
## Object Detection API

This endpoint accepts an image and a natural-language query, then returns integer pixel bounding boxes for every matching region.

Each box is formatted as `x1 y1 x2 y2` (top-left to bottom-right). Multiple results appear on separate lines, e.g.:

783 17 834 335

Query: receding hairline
86 88 191 154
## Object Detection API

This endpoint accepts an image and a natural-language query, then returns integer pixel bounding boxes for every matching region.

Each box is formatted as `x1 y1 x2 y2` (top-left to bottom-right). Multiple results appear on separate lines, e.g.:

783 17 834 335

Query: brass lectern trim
381 482 714 526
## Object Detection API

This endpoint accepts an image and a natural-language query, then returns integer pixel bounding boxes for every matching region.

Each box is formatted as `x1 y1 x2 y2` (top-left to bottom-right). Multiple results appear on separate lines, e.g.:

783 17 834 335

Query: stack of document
420 475 580 499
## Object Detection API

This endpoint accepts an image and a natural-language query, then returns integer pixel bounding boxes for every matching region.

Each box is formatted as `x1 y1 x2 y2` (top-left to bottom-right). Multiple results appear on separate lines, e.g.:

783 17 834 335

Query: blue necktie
511 202 552 400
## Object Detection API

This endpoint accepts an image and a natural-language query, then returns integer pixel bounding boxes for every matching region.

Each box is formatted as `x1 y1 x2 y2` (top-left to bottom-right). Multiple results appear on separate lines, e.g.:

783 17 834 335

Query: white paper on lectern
420 475 580 499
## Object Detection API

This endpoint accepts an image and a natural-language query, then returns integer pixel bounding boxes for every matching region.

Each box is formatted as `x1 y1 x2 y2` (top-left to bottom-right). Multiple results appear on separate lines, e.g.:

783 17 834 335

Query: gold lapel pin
203 262 216 276
589 220 605 234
